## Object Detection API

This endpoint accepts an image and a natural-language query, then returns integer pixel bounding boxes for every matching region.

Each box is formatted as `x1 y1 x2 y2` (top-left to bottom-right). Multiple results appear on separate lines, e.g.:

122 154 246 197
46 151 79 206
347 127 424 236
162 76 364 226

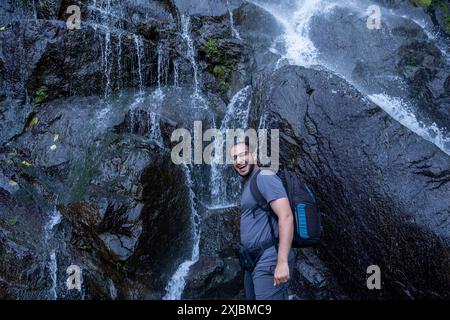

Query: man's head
229 141 257 177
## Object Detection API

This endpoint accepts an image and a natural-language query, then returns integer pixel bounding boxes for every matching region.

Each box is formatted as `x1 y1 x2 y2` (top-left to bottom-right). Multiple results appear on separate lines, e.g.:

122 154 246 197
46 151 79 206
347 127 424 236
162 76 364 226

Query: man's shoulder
259 169 277 176
256 169 280 186
255 168 287 200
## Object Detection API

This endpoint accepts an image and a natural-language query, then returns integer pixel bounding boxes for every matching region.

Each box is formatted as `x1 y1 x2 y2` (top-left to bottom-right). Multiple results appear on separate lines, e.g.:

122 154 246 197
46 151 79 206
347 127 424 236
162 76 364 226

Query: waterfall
127 90 164 146
44 207 62 300
173 60 180 88
88 0 125 96
157 44 163 90
209 86 252 208
157 44 170 91
367 94 450 153
148 111 163 147
48 252 58 300
90 0 115 97
227 0 242 40
180 14 200 96
163 164 201 300
103 31 112 97
116 31 123 91
133 35 144 94
251 0 450 155
249 0 328 67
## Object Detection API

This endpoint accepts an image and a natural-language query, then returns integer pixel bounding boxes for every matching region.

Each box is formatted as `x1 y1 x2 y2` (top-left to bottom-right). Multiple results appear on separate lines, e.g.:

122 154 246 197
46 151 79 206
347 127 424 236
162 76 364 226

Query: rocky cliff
0 0 449 299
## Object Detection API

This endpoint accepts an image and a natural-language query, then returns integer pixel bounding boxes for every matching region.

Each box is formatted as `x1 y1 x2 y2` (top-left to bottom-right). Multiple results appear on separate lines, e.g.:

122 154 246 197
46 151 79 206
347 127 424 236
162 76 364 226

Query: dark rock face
0 187 49 299
0 0 177 100
183 206 243 299
198 206 240 257
131 156 194 294
250 65 450 299
183 256 243 299
1 0 449 301
309 4 450 131
0 90 195 299
291 248 348 300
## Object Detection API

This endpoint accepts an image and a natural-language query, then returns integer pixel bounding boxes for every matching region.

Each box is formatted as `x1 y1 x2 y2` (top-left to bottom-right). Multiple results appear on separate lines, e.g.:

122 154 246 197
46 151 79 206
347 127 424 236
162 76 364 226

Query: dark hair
233 137 256 153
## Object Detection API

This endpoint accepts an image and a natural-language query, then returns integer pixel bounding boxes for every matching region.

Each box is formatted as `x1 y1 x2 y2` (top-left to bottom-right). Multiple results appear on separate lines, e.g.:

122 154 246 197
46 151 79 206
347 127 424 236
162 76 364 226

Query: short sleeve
256 170 288 204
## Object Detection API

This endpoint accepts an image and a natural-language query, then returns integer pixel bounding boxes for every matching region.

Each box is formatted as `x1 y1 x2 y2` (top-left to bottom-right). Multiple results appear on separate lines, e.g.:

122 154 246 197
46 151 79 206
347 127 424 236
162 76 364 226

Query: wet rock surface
250 65 450 299
0 0 449 300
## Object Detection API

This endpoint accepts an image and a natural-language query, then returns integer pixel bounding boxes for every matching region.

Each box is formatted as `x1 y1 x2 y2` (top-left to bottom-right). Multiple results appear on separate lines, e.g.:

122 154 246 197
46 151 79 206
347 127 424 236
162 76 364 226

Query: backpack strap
248 168 278 251
249 169 268 211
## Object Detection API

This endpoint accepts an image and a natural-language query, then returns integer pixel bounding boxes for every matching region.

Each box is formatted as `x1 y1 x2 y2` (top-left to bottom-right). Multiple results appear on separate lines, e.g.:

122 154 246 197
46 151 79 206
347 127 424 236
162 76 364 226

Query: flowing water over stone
181 14 200 96
134 35 145 94
1 0 449 300
227 0 242 40
209 85 252 208
250 0 450 155
163 164 201 300
44 207 62 300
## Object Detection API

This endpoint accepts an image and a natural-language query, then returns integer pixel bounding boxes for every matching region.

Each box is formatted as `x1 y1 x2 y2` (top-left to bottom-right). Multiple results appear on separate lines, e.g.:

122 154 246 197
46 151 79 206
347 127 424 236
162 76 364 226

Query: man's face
230 143 255 177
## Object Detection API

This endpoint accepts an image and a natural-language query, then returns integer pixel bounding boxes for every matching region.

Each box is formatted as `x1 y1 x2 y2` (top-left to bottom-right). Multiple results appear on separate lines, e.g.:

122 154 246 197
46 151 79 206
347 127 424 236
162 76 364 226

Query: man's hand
274 261 290 286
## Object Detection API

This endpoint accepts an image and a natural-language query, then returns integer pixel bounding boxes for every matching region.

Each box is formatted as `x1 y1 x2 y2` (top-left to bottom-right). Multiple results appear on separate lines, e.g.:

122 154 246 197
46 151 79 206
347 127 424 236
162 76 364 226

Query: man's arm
270 198 294 286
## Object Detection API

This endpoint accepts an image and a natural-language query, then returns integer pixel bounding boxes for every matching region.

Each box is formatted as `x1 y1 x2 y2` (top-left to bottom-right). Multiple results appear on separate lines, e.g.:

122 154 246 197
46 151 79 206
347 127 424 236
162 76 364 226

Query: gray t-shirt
240 168 295 269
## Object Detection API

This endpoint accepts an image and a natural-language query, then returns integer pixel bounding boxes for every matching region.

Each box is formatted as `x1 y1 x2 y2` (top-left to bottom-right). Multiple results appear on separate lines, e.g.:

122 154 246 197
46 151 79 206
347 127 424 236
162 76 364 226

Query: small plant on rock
34 88 48 104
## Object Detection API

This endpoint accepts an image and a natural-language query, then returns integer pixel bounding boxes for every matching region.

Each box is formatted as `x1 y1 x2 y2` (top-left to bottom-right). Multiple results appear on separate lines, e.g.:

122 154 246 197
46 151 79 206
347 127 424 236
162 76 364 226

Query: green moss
8 216 18 226
436 0 450 33
115 261 128 275
204 37 221 57
34 88 48 104
411 0 432 7
437 0 449 12
410 1 450 34
212 65 226 77
203 37 235 96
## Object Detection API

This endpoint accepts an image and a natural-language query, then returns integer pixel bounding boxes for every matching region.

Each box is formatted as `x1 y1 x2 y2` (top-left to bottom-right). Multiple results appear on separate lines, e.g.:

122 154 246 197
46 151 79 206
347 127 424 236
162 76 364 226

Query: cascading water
209 86 252 208
148 111 163 147
180 14 199 92
249 0 450 155
116 31 123 91
249 0 327 67
173 60 180 88
133 34 145 95
157 44 167 91
102 31 112 97
179 13 209 112
44 206 62 300
89 0 117 97
367 94 450 154
163 164 201 300
227 0 243 40
162 13 219 300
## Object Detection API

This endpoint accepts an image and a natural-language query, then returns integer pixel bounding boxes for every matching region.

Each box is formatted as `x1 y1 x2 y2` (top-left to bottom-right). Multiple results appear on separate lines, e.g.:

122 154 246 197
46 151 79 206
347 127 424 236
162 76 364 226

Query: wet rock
291 248 348 300
0 87 196 298
193 6 252 102
183 256 244 299
0 186 49 299
0 1 178 103
309 4 450 131
250 65 450 299
199 206 240 257
174 0 243 17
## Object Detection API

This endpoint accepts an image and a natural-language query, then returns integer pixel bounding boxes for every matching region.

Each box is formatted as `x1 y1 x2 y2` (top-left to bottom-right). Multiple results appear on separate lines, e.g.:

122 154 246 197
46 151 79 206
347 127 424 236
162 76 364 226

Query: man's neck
244 165 259 182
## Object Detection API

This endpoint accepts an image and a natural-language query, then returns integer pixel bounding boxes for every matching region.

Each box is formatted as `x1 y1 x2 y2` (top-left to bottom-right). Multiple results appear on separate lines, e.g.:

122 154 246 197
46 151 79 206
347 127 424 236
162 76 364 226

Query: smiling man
230 141 295 300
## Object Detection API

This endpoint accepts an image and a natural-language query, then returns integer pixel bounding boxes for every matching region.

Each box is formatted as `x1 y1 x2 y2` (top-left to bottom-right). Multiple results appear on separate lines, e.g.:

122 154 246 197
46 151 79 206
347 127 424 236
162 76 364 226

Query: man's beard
240 163 255 178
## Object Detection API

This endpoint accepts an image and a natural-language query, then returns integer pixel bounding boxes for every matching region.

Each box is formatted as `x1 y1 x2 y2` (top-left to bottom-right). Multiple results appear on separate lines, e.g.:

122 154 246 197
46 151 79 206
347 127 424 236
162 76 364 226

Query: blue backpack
249 168 323 248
